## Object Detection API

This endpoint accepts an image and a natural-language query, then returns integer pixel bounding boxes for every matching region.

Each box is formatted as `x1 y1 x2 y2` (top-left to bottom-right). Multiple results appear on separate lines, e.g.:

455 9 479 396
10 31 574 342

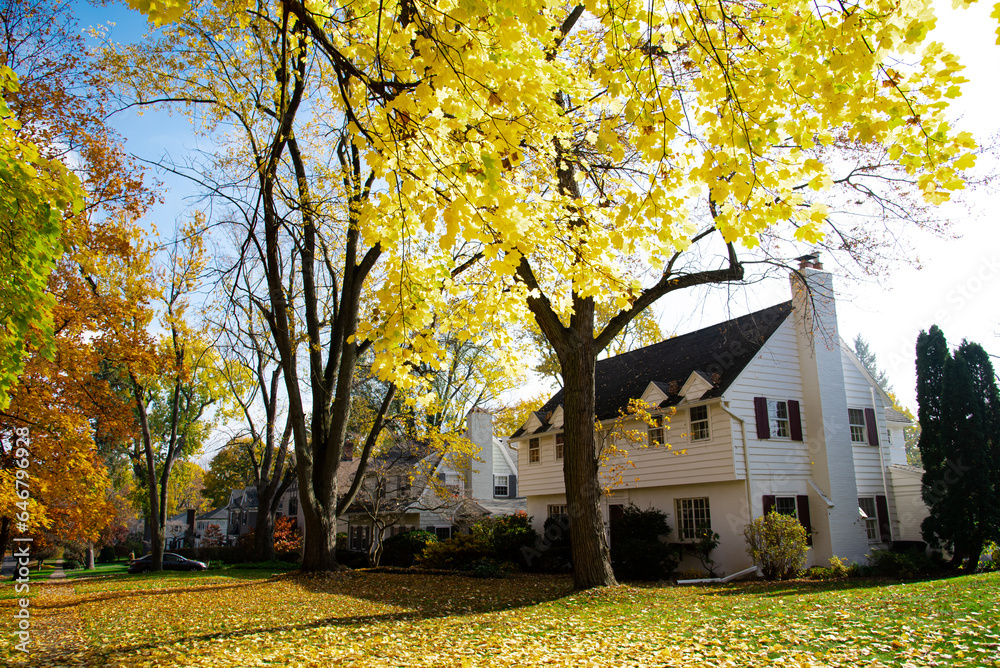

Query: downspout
870 387 894 543
720 401 754 521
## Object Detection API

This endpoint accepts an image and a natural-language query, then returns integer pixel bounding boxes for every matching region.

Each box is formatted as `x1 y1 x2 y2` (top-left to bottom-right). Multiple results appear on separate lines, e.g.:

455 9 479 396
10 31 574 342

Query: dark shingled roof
511 301 793 437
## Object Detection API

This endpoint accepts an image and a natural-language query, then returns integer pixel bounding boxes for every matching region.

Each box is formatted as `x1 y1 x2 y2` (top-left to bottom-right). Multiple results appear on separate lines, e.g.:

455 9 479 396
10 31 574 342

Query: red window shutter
754 397 770 439
875 495 891 543
763 495 776 516
788 400 803 441
864 408 880 446
796 495 813 546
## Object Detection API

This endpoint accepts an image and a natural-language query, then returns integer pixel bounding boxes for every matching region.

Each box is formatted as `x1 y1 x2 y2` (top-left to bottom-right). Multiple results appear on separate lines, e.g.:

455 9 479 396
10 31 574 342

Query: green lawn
1 570 997 667
62 562 130 579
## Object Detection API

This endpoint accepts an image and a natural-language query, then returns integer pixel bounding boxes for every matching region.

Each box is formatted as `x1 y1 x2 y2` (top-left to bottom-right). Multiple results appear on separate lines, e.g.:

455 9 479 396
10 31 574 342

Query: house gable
679 371 714 402
640 381 668 406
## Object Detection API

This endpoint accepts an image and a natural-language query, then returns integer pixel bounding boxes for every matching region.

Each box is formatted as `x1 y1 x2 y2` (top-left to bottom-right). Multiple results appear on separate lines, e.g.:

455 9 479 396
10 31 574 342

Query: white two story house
510 261 927 576
343 409 524 552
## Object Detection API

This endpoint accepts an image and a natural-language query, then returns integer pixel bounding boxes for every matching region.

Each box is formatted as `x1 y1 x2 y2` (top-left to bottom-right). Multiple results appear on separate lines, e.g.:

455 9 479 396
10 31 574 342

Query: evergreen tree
854 334 922 465
917 327 1000 569
853 334 893 393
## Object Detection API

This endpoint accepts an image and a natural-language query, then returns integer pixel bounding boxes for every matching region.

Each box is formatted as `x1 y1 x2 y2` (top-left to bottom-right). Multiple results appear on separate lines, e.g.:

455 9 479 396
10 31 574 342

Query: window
690 405 710 441
555 434 564 460
434 526 453 540
548 504 568 518
529 438 540 463
675 498 711 541
288 495 298 517
848 409 867 443
494 475 508 497
648 415 665 446
858 497 879 542
350 525 371 550
769 400 790 438
775 496 798 518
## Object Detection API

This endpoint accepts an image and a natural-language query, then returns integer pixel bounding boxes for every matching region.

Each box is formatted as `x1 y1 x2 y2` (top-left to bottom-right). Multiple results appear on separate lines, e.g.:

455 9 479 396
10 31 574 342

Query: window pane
675 497 711 540
690 405 710 441
768 400 789 438
529 438 540 463
775 497 797 517
493 475 508 496
848 409 867 443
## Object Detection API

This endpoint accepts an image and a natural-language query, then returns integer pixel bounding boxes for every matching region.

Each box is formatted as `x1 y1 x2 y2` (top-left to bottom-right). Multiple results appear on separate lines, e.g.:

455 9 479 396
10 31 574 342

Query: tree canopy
122 0 980 587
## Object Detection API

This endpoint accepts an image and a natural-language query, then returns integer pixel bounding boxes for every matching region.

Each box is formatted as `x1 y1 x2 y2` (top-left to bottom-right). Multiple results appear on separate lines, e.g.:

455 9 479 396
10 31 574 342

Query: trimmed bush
472 512 538 569
63 559 80 570
864 549 944 579
380 530 438 567
98 546 117 564
468 557 515 578
744 511 809 580
806 556 850 580
610 504 679 581
531 514 572 573
337 549 369 569
417 534 492 570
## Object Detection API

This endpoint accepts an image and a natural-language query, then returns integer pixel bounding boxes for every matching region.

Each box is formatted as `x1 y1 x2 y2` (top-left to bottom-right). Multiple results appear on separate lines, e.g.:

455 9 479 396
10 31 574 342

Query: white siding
516 403 738 497
724 318 811 490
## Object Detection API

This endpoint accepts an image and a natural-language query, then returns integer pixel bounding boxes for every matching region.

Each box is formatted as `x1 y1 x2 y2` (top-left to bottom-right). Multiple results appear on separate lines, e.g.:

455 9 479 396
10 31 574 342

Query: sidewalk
49 558 66 579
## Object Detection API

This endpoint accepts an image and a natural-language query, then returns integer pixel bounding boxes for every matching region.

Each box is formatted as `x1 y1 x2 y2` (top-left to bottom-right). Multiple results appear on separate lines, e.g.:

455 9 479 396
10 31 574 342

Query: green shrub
337 550 369 569
744 511 809 580
336 533 348 551
417 534 492 570
62 559 80 570
472 512 538 569
865 549 943 579
380 530 438 567
523 514 572 573
610 504 679 581
467 557 515 578
98 546 117 564
806 557 851 580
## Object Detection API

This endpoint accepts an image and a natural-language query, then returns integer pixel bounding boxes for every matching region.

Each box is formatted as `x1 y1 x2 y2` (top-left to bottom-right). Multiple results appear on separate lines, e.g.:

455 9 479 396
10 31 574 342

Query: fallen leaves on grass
1 570 998 666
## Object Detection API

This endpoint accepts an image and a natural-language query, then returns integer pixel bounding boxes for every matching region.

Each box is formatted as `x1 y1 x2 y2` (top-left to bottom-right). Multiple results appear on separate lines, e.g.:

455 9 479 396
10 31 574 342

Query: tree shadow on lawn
58 571 574 666
693 575 963 599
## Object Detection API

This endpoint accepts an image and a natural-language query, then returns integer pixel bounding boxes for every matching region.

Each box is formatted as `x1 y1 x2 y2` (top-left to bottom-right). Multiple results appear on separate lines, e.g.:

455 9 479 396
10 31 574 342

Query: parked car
128 552 208 573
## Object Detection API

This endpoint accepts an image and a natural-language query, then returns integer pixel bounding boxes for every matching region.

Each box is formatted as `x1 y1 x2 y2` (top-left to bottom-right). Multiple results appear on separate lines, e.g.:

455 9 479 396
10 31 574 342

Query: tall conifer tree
917 327 1000 568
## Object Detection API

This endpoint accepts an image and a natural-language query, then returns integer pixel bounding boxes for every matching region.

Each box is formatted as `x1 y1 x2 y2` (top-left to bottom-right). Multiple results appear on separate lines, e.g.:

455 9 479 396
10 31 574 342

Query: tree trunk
0 516 10 560
299 493 339 571
150 519 164 571
252 504 276 562
561 341 617 589
85 542 95 570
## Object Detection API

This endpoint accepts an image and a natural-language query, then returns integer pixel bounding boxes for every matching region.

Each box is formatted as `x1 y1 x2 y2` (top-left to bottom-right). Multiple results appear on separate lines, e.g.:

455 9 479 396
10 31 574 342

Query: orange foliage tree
0 0 156 560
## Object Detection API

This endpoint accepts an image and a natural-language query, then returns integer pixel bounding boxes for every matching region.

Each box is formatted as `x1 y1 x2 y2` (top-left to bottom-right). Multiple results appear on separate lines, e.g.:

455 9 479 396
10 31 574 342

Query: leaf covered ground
1 570 997 667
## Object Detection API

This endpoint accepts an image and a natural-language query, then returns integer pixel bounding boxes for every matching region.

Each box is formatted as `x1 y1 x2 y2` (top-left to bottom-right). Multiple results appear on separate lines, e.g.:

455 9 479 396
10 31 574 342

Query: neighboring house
194 506 229 546
510 260 928 576
227 480 304 541
343 409 526 554
165 510 195 550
